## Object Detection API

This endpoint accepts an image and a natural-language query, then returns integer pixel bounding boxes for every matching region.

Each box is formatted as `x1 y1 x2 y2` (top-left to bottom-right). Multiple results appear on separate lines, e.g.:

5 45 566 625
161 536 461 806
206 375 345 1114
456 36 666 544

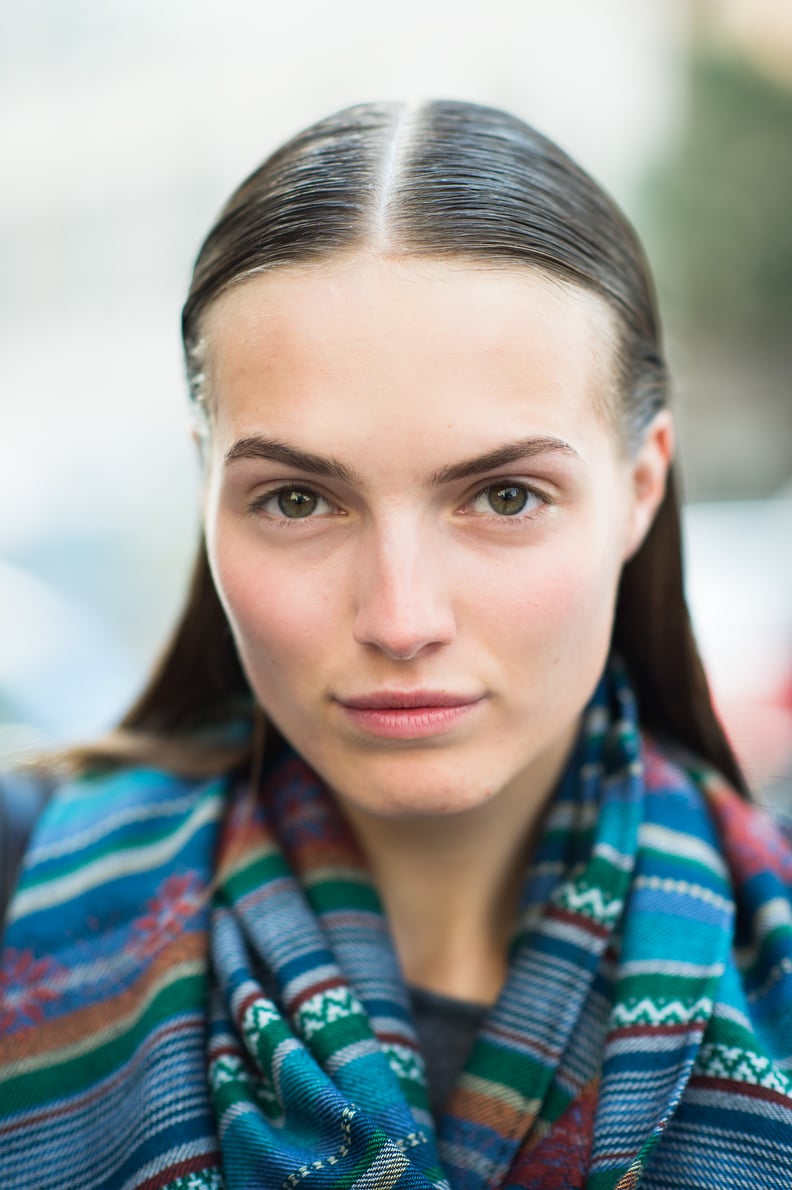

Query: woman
1 100 791 1189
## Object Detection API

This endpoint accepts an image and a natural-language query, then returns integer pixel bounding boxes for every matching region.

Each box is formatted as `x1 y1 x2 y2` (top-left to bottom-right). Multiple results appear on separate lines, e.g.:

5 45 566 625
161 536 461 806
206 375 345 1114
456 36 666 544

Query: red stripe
485 1020 560 1062
691 1073 792 1111
613 1020 707 1039
137 1151 220 1190
378 1032 419 1048
207 1042 242 1062
288 976 346 1012
0 1016 200 1136
545 903 610 938
235 988 265 1022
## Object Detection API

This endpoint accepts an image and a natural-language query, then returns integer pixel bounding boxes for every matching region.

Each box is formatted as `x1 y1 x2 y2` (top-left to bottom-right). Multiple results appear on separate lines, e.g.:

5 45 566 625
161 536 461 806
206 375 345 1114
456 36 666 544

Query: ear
190 415 214 477
623 410 675 561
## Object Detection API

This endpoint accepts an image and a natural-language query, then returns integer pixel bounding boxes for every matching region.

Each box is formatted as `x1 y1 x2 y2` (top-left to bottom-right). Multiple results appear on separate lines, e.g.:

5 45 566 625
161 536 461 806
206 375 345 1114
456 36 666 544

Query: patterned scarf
2 667 792 1189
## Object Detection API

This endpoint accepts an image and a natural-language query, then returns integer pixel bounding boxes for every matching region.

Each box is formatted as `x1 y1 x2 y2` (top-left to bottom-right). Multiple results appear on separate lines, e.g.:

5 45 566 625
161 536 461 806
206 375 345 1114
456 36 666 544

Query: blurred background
1 0 790 801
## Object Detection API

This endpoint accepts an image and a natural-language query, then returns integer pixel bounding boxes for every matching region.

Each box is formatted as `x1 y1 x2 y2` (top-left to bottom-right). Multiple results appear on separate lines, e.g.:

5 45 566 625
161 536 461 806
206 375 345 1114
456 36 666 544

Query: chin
328 752 500 821
349 789 490 821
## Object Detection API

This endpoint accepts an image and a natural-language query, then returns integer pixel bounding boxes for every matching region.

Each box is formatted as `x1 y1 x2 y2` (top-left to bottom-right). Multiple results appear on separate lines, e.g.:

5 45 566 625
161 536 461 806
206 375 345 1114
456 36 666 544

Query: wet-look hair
66 100 747 793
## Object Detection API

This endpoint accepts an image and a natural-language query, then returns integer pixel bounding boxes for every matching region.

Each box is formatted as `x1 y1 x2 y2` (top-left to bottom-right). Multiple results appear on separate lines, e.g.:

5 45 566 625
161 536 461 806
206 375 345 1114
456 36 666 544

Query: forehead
200 254 620 454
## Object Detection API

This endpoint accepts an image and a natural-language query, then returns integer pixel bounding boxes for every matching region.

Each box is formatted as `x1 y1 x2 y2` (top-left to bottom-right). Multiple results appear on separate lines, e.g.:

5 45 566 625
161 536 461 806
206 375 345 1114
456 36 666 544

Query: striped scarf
2 668 792 1189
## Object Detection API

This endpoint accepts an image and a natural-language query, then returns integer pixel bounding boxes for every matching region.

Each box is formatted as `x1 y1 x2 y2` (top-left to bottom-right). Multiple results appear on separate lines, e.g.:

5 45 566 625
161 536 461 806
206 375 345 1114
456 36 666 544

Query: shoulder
696 764 792 903
642 733 789 899
0 769 55 934
0 764 228 936
637 742 792 1182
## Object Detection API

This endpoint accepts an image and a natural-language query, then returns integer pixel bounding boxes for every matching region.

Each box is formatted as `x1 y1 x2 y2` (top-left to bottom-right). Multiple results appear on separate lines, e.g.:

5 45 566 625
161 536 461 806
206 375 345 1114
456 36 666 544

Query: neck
338 728 577 1005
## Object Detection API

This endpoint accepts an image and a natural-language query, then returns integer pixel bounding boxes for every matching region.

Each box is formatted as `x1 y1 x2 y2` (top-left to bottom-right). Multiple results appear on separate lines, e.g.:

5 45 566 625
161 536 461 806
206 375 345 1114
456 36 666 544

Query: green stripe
541 1079 574 1125
614 972 713 1002
24 817 214 887
1 970 205 1112
307 880 382 915
466 1036 547 1093
221 850 292 901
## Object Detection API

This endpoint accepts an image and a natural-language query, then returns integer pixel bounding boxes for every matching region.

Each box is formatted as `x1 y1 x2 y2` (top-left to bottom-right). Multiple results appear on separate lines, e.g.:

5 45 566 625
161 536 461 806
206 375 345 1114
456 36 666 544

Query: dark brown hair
67 100 748 793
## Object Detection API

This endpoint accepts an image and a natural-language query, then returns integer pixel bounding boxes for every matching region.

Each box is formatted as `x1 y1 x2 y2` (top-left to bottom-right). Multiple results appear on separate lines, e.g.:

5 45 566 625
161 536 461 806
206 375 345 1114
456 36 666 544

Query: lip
339 690 480 710
335 690 485 739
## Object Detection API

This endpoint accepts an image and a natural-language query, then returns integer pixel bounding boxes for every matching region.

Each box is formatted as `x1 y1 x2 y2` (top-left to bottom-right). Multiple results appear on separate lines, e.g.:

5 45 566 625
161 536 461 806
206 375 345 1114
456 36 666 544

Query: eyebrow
225 436 358 482
431 436 579 484
224 433 578 484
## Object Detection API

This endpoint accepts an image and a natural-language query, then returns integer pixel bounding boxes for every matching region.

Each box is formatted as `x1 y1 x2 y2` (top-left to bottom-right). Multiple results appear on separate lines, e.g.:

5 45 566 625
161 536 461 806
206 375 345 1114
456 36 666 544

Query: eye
470 482 543 517
251 485 333 519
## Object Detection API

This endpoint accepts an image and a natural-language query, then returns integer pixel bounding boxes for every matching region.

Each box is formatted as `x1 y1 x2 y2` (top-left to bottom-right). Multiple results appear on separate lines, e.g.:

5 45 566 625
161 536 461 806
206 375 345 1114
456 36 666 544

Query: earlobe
191 425 209 461
624 410 675 560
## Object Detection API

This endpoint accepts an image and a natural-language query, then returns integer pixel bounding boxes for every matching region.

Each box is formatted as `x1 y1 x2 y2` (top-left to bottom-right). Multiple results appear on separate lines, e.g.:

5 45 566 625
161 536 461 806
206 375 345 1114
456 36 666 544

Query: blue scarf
2 666 792 1188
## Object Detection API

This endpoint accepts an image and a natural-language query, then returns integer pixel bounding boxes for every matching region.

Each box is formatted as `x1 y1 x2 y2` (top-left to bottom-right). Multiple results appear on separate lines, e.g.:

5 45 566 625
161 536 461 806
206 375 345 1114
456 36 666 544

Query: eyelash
247 481 553 524
247 486 337 522
465 483 549 520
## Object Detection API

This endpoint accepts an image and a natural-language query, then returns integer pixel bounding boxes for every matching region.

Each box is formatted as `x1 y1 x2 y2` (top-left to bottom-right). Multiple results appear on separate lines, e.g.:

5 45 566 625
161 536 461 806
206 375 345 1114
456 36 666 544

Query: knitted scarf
2 668 792 1189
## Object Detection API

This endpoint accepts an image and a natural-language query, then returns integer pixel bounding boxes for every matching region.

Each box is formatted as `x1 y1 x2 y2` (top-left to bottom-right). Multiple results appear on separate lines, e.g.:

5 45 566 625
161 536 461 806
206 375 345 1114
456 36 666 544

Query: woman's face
201 255 670 820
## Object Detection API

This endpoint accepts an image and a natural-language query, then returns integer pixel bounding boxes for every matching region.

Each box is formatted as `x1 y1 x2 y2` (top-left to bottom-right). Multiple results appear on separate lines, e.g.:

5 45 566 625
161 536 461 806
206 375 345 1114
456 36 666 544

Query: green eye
277 488 319 518
486 484 530 516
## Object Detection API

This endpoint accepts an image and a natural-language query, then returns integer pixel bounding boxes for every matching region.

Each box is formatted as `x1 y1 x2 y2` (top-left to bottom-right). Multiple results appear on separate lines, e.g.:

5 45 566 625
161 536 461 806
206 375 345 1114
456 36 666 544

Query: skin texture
201 254 672 1000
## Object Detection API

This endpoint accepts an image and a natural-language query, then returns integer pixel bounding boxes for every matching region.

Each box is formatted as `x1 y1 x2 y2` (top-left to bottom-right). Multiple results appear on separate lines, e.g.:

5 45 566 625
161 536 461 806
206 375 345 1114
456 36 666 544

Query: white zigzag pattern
555 883 623 925
697 1042 792 1096
611 995 713 1027
383 1042 424 1084
164 1172 225 1190
295 985 364 1041
209 1052 249 1089
241 998 281 1049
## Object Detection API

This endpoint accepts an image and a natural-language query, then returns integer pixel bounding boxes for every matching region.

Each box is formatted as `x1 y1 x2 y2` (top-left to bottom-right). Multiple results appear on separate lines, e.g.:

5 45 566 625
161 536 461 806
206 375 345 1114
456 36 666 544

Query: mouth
340 690 480 710
334 690 485 739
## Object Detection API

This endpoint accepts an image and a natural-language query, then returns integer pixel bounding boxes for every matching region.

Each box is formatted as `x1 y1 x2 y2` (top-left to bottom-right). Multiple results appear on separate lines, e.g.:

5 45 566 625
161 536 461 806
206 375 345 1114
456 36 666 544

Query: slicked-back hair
68 100 747 794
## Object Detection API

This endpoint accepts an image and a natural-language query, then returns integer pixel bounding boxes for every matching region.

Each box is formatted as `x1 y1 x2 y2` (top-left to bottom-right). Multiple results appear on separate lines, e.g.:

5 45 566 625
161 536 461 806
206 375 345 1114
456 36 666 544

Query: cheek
462 532 622 650
208 528 331 675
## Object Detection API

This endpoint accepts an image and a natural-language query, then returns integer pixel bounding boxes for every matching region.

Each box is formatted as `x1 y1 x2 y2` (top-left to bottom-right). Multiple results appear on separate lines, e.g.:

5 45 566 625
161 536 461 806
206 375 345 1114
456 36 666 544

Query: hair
61 99 748 794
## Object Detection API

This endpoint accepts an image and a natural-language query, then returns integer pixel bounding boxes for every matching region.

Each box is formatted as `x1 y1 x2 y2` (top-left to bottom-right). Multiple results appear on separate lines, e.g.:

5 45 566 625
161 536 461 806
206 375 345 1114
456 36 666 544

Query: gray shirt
409 983 488 1121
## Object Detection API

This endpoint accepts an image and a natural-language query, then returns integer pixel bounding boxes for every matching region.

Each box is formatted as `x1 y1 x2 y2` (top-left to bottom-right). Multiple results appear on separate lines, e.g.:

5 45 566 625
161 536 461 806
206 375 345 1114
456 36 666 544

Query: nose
351 519 456 660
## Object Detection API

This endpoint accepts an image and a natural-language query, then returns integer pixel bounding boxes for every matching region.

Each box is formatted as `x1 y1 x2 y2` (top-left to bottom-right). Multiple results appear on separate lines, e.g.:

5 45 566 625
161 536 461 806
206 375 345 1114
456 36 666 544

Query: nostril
351 594 456 659
352 613 453 661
